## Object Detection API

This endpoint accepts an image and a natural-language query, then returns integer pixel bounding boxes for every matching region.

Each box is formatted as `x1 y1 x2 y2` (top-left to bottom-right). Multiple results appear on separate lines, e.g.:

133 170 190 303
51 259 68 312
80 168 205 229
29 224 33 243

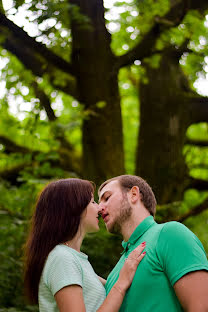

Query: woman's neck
64 230 84 252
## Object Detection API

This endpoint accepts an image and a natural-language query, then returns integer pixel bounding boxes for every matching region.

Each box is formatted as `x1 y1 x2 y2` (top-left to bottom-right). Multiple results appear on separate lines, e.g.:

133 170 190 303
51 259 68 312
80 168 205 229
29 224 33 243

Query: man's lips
102 213 109 223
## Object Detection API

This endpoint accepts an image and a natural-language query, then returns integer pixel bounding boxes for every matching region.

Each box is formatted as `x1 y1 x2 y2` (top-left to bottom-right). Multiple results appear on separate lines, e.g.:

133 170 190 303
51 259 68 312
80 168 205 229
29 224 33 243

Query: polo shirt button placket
126 243 131 256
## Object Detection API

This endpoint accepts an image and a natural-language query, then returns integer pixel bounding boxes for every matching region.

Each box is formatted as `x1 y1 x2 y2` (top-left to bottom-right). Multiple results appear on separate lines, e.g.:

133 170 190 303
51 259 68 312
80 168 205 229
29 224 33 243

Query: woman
24 178 146 312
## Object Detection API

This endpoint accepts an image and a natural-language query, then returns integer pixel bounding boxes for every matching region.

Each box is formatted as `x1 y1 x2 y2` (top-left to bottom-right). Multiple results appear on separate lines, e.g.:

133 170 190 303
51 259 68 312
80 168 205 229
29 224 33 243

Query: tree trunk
70 0 124 184
136 50 191 203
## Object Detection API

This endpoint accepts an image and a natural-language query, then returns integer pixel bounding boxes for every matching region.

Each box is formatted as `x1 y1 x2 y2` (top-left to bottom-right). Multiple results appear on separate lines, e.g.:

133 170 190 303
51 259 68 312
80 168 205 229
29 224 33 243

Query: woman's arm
98 276 107 286
97 243 146 312
55 285 86 312
55 243 146 312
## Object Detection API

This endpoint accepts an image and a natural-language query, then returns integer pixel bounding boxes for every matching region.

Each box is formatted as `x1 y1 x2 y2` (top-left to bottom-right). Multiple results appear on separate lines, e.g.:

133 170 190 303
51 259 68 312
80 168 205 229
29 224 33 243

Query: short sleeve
156 222 208 286
44 249 83 296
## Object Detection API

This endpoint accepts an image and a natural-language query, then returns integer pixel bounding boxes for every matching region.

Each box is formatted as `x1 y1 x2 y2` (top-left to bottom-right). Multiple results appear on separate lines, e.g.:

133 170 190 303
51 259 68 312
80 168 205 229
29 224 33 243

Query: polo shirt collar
122 216 155 253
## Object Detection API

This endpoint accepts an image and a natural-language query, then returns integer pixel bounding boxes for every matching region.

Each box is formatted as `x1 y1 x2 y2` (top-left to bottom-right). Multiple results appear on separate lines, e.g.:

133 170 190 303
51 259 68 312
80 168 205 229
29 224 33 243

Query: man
98 175 208 312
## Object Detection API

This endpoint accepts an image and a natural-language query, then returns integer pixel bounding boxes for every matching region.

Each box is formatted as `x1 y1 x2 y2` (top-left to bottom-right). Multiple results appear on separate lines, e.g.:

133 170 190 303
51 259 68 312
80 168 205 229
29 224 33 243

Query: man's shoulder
145 221 187 246
157 220 204 251
159 220 191 236
147 220 182 237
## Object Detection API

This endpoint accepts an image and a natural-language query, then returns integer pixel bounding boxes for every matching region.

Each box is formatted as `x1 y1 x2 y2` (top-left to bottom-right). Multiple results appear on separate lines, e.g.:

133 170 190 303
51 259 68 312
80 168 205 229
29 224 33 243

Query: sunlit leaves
184 123 208 181
187 122 208 141
119 66 140 173
106 0 169 55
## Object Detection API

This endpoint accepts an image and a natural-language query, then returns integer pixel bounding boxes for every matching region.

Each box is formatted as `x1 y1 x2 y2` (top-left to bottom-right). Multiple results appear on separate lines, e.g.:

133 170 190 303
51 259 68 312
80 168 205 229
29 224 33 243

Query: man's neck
121 210 150 242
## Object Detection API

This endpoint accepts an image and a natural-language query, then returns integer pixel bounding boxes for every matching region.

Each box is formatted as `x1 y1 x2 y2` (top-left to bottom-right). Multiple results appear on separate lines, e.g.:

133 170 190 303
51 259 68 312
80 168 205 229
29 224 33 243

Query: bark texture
136 50 208 204
70 0 124 183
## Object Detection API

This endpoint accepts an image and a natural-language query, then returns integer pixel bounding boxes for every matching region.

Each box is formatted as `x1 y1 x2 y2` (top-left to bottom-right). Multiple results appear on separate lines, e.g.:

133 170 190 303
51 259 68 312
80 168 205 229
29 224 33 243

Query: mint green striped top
39 245 106 312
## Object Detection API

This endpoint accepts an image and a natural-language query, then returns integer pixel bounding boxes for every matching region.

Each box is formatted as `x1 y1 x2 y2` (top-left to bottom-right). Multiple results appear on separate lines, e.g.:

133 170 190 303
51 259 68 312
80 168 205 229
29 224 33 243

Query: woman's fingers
117 242 147 291
137 250 146 263
128 242 146 262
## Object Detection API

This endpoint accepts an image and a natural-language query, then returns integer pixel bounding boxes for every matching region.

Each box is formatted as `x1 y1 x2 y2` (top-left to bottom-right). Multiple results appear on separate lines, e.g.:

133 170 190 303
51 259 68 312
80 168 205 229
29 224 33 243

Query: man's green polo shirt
105 216 208 311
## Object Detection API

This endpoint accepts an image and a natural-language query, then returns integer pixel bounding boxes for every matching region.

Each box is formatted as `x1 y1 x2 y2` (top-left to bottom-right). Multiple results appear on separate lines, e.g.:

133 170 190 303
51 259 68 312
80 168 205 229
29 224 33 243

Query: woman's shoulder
50 244 70 255
47 245 88 265
42 245 83 279
41 245 85 292
47 244 76 262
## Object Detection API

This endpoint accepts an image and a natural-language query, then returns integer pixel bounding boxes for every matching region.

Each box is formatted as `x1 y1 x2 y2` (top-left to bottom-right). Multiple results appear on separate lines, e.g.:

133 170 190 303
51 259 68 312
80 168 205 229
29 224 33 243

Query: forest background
0 0 208 311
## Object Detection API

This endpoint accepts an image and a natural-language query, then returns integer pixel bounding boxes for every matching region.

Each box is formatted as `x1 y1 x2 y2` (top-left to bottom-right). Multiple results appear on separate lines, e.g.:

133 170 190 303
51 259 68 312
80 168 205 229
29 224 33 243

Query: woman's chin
93 224 100 232
86 224 100 234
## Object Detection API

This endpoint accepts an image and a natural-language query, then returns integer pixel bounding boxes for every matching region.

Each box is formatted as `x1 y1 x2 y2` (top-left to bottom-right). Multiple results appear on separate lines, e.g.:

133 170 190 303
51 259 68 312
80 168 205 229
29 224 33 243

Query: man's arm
156 222 208 311
174 270 208 312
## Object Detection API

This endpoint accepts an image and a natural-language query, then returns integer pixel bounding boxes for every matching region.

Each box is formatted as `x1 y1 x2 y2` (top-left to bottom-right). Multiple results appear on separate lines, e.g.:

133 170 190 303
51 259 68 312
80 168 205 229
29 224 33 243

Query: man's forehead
99 180 120 199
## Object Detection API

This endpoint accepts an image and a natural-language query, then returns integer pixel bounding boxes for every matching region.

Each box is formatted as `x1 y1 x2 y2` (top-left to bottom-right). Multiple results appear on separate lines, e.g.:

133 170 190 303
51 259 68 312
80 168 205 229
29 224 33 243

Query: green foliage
187 123 208 141
0 307 38 312
0 181 42 308
82 221 123 278
119 66 140 173
156 190 208 254
109 0 169 55
183 189 208 255
184 123 208 181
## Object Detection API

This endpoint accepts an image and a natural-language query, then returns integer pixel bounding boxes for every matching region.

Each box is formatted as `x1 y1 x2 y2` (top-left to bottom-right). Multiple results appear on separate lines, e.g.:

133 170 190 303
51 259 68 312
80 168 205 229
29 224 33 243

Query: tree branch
0 12 75 76
177 198 208 222
32 82 57 121
115 23 161 69
3 36 79 98
156 201 182 222
185 138 208 147
48 73 79 99
0 134 81 178
115 0 208 68
30 85 81 172
187 95 208 124
156 197 208 223
3 37 45 77
115 1 187 68
0 135 33 154
189 0 208 12
189 165 208 170
0 163 28 184
187 178 208 191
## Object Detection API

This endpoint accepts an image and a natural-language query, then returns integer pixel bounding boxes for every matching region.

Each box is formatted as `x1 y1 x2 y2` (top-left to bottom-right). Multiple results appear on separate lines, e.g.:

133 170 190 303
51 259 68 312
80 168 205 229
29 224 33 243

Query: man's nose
98 202 104 213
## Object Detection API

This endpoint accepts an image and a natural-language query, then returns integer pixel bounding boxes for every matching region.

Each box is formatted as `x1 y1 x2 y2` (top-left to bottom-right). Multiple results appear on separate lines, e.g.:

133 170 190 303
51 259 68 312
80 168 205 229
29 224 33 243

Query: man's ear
129 186 140 203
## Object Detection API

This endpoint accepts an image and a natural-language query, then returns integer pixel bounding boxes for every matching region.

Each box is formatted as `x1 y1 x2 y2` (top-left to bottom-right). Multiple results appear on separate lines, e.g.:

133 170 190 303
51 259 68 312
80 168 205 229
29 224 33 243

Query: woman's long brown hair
24 178 94 304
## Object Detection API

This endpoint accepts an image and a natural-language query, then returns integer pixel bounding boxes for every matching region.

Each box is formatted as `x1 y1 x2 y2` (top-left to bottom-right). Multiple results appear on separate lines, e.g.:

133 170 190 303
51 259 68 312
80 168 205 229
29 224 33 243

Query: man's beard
108 194 132 234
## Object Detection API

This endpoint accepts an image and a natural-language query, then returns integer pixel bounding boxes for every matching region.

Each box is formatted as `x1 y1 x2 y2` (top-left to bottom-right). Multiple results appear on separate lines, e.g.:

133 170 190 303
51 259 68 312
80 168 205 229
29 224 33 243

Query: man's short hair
98 175 157 217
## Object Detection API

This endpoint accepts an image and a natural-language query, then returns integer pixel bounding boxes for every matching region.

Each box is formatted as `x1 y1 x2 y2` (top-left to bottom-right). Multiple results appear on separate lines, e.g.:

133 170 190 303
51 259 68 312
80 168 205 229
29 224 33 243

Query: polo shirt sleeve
156 221 208 286
44 249 83 296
